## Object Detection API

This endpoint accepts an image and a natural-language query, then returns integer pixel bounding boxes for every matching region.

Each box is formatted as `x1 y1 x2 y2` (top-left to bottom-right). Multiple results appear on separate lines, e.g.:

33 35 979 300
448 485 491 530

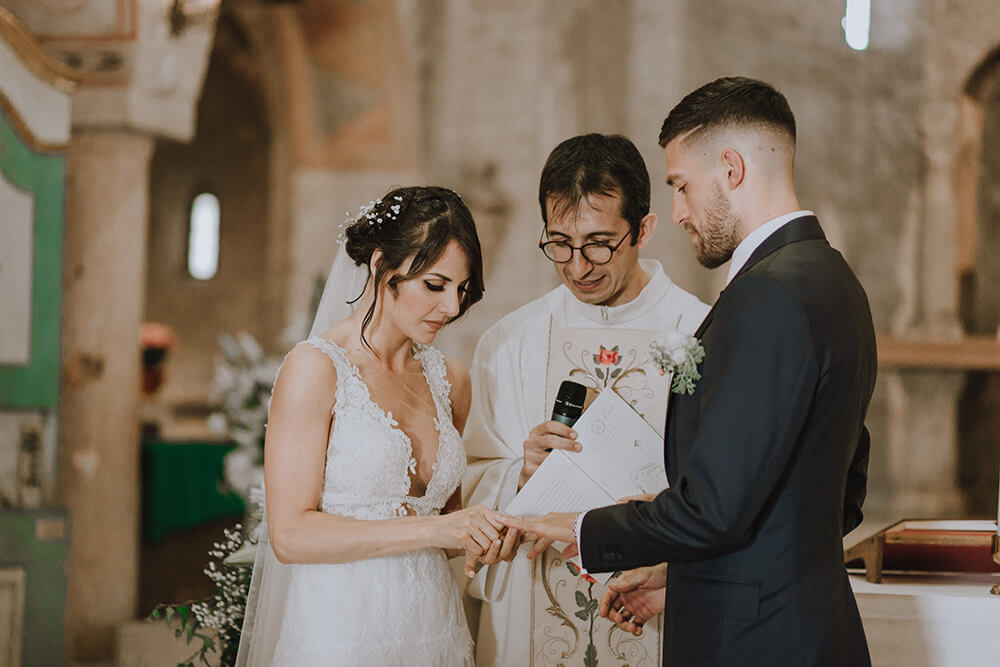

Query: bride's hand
436 505 504 570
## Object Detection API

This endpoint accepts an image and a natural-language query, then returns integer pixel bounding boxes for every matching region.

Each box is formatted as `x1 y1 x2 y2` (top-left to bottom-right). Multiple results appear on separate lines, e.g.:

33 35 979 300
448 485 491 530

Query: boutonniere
649 330 705 395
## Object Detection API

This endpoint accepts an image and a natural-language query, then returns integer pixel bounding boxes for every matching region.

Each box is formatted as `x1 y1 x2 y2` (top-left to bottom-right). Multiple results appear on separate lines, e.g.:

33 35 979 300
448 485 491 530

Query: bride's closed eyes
423 279 471 295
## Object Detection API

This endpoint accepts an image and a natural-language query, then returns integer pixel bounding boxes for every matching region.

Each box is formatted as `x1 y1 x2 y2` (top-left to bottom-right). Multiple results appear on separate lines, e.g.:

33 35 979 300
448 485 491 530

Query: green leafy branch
148 603 216 667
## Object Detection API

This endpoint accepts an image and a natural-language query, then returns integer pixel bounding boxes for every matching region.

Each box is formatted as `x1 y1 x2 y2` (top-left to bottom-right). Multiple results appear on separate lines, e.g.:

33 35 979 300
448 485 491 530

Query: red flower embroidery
566 560 598 584
597 346 619 366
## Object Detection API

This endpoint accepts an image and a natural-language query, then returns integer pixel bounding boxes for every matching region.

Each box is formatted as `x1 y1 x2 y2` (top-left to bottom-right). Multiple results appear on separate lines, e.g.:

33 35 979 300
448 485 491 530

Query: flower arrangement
149 524 254 667
649 330 705 395
209 332 281 502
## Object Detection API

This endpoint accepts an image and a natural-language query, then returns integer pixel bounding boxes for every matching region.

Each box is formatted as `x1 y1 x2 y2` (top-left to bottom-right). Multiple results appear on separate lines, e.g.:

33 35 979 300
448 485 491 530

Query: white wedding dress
238 336 474 666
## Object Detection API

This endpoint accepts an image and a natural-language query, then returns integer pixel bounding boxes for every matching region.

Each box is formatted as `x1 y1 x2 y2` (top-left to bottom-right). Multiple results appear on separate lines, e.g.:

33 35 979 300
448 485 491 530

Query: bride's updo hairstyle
343 185 485 346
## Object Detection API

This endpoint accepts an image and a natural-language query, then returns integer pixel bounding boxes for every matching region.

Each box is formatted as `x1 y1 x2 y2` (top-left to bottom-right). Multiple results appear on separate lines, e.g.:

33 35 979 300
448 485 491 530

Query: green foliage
569 576 602 664
147 524 253 667
148 603 216 667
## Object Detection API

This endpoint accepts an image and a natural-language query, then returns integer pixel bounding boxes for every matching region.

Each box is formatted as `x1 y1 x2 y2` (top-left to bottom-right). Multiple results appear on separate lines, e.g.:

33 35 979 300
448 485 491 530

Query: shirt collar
559 259 672 327
725 210 814 286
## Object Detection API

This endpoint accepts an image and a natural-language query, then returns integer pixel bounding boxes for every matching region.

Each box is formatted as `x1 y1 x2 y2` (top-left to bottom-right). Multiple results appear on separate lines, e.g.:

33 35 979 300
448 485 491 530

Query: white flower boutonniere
649 330 705 395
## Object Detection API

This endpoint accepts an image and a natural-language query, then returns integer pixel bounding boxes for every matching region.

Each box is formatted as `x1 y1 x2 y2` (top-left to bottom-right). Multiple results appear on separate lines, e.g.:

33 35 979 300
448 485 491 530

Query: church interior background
0 0 998 665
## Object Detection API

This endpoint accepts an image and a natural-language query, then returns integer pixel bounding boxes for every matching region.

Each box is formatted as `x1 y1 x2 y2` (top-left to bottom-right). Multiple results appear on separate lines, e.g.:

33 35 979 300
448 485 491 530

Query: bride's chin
412 329 438 345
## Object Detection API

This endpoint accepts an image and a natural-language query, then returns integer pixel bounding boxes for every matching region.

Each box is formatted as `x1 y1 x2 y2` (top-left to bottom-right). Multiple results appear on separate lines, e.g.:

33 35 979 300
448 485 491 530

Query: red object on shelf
882 528 1000 573
844 520 1000 583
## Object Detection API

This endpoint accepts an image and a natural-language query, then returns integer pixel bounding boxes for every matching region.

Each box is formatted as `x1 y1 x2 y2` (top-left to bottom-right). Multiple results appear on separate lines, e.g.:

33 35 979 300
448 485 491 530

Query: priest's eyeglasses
539 230 632 265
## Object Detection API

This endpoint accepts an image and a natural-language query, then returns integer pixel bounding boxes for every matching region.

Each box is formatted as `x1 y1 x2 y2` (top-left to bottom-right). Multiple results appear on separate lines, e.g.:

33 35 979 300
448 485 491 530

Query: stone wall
141 0 1000 545
395 0 1000 524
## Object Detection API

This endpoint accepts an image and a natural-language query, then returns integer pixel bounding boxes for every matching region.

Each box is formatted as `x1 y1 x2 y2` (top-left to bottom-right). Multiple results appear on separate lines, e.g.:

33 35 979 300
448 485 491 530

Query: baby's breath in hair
337 195 407 245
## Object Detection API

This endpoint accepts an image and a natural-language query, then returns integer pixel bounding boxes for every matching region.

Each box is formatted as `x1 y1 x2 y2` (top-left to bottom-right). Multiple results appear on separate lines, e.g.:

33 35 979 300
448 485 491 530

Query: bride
236 186 505 666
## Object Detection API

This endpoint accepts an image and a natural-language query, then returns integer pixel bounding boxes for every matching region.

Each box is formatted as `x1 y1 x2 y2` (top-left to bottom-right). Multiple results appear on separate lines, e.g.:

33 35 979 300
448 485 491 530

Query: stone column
59 130 154 663
884 371 966 517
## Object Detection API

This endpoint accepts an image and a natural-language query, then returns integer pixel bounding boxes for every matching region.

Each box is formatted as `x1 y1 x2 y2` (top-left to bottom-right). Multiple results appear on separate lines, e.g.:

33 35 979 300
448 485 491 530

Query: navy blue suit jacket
580 217 875 666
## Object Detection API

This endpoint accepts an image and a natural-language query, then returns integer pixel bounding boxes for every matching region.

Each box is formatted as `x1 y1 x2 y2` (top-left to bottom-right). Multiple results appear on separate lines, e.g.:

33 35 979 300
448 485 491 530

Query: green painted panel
143 441 245 542
0 509 68 666
0 107 66 407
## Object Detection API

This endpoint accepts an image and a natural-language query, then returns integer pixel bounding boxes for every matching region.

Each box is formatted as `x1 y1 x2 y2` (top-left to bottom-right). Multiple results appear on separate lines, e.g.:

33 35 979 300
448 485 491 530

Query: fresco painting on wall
4 0 137 85
281 0 417 169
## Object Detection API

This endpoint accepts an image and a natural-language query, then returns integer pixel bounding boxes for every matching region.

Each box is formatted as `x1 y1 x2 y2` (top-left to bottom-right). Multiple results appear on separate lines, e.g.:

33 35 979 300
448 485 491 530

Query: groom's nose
672 196 689 227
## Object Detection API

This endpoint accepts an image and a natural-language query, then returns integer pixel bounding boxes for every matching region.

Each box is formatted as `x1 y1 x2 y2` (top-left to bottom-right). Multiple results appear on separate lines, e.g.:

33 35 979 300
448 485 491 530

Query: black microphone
551 380 587 427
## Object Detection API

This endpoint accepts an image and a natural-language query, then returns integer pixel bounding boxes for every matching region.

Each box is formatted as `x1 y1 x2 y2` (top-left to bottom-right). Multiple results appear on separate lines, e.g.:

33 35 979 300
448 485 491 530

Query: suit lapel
729 215 826 284
666 216 827 481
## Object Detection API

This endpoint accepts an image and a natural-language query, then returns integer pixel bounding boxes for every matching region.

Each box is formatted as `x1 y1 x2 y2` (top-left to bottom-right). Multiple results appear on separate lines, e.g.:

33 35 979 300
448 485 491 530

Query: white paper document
505 388 669 580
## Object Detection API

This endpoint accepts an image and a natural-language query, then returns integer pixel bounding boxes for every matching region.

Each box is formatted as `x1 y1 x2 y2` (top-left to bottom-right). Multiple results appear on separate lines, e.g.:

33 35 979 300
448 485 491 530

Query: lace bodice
303 336 466 520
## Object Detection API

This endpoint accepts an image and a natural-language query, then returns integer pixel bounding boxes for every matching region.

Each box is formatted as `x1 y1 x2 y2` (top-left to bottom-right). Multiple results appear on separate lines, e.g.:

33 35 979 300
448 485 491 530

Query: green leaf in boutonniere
650 329 705 395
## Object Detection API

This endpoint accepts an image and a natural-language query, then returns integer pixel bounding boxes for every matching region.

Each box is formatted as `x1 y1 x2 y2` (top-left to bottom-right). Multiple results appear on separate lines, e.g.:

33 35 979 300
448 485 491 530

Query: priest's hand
599 564 667 637
497 512 578 559
520 421 582 489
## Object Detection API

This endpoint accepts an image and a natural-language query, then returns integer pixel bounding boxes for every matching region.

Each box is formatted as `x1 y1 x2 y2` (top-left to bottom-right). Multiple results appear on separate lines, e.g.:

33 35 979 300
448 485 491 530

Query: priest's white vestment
463 259 710 667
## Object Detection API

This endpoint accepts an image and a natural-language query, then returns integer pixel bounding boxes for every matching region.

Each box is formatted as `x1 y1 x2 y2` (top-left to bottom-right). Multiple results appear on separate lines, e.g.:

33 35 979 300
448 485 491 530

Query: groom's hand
497 512 578 559
599 564 667 636
616 493 658 504
520 421 581 489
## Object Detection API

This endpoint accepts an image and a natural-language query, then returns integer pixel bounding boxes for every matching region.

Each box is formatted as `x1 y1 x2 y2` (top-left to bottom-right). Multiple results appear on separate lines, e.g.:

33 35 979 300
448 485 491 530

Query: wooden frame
0 511 67 666
845 519 1000 583
0 567 25 667
0 104 65 408
877 335 1000 371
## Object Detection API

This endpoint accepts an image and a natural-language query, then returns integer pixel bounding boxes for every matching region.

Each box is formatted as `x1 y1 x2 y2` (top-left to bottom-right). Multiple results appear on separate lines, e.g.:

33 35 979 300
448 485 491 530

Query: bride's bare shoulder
271 341 339 406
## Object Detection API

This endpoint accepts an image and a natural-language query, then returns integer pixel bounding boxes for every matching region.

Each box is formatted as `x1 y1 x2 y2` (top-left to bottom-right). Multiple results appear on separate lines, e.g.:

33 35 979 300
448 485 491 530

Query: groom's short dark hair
538 133 651 244
658 76 796 148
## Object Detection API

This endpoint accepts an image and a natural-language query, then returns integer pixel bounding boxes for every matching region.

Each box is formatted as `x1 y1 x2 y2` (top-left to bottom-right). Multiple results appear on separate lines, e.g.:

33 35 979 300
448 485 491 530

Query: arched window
842 0 870 51
187 192 220 280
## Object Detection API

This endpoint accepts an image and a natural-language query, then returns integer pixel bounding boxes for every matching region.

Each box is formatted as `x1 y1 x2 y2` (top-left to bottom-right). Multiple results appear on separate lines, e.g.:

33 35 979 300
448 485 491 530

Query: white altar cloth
850 572 1000 666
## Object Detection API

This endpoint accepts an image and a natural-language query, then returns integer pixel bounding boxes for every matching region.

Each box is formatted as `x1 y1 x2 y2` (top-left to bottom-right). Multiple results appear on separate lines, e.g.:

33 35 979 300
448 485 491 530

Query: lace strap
414 344 453 420
302 336 359 398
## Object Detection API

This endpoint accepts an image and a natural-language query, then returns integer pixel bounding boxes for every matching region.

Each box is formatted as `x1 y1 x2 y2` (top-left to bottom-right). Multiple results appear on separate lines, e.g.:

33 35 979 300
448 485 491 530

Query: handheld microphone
551 380 587 427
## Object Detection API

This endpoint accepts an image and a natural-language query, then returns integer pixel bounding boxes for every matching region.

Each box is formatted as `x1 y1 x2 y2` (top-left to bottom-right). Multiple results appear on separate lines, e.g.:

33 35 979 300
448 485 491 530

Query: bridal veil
235 241 367 666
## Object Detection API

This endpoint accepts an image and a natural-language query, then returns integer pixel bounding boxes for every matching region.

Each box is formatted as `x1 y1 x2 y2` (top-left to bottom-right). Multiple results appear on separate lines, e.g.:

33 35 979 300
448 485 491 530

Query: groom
501 77 877 666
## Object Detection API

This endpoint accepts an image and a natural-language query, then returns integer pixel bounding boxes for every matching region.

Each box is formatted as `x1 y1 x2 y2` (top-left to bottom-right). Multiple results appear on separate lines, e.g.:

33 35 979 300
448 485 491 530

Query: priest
463 133 709 667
